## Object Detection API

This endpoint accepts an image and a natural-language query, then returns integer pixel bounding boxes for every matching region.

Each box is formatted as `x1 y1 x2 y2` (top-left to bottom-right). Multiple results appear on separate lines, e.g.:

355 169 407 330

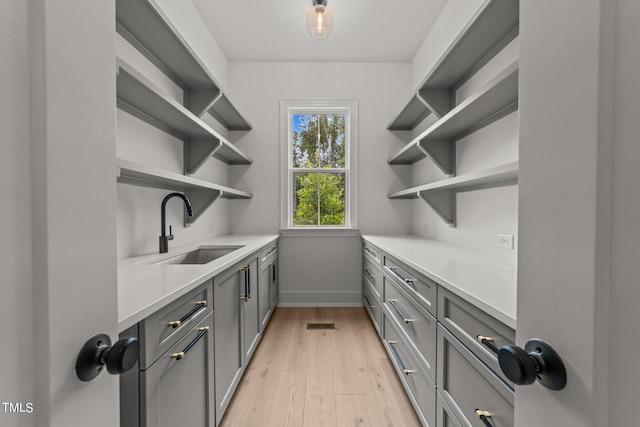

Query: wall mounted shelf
388 60 519 176
117 159 252 225
388 0 519 130
388 162 518 227
116 0 252 130
116 58 252 175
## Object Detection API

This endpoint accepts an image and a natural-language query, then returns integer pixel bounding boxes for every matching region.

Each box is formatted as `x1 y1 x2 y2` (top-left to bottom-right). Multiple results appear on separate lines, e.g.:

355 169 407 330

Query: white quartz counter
362 235 517 329
117 234 278 332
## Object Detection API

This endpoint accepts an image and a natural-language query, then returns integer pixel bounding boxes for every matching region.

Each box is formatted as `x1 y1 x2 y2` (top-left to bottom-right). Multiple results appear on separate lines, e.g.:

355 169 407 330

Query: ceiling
190 0 448 63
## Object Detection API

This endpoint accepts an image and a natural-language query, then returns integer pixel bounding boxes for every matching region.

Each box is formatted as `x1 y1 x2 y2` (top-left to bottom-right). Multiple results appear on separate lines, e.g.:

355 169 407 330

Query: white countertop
362 235 517 328
118 234 278 331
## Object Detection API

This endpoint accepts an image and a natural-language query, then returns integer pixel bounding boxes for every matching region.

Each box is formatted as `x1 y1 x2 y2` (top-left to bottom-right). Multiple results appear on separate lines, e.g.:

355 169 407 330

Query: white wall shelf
116 58 252 174
388 162 518 227
117 159 252 225
388 60 518 176
388 0 519 130
116 0 252 130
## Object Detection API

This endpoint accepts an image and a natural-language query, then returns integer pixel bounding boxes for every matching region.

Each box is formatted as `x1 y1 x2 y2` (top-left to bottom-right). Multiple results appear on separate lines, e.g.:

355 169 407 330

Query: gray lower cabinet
141 312 215 427
259 246 278 330
437 324 514 427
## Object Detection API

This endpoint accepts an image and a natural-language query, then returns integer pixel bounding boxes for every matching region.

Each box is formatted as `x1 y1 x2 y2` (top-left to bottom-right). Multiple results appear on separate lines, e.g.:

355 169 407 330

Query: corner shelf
116 0 252 130
388 60 519 176
117 159 252 225
388 162 518 227
116 58 252 174
388 0 519 130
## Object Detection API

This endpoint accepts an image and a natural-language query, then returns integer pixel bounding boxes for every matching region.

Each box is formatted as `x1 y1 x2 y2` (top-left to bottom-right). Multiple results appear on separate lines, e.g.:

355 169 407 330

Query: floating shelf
116 58 252 174
117 158 252 225
388 60 519 175
388 0 519 130
388 162 518 227
116 0 252 130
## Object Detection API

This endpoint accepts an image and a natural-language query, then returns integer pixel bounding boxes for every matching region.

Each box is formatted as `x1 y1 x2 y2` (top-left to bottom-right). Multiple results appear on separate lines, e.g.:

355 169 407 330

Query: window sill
279 228 360 238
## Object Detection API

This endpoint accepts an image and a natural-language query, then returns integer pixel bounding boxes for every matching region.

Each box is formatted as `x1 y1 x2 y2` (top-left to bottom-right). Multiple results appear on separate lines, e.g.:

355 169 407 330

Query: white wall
406 3 519 258
115 1 238 259
227 62 412 304
0 1 34 425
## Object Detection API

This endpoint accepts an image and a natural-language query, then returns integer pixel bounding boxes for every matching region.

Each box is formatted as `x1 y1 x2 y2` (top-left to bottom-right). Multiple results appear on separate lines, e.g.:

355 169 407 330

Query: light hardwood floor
219 307 422 427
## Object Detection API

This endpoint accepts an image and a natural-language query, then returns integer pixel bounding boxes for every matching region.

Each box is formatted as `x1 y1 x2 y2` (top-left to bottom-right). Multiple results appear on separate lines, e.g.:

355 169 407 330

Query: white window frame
280 99 358 233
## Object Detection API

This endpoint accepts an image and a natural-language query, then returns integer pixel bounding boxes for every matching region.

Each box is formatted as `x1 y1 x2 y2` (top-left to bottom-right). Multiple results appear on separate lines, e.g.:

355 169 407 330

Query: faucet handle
168 225 174 241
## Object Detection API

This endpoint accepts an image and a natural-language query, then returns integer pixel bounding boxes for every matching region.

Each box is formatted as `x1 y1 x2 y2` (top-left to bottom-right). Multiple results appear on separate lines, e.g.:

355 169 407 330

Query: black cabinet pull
477 335 500 354
241 266 249 301
475 410 494 427
171 327 209 361
364 295 374 310
167 300 207 328
388 266 416 283
247 264 251 298
271 262 277 285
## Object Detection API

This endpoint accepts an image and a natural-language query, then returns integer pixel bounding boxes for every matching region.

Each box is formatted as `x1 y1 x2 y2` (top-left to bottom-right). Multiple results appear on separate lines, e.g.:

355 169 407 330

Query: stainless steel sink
151 245 244 265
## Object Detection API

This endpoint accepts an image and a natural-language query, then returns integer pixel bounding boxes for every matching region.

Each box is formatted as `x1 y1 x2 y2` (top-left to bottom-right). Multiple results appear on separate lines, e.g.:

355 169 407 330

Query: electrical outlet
497 263 514 279
209 224 215 233
497 234 514 249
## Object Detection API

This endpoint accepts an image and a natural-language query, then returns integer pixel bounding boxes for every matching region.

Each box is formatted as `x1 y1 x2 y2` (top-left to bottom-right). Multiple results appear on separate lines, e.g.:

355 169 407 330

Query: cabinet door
259 260 272 330
269 256 278 309
140 312 215 427
242 256 260 363
214 263 244 424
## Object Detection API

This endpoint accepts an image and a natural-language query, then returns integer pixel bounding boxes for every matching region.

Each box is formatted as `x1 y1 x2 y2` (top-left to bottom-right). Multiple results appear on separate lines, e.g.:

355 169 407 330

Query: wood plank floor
219 307 422 427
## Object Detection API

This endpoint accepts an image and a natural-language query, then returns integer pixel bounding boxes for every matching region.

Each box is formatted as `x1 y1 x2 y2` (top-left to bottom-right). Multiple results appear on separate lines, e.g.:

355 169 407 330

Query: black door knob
76 333 140 382
498 339 566 390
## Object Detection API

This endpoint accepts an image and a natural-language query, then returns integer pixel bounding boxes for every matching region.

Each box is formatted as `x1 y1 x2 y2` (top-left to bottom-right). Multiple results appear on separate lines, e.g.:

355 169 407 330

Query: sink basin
151 245 245 265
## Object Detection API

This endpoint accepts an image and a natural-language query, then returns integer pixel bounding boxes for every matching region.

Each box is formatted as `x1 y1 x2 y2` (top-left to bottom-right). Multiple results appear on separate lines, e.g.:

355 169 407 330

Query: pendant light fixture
306 0 333 40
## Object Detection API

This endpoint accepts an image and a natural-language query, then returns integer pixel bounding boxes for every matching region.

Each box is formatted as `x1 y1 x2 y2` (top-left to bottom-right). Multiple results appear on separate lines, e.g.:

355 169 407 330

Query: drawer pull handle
388 266 416 283
363 268 375 280
388 299 413 324
364 248 378 258
167 300 207 328
477 335 500 354
475 410 494 427
364 295 375 310
171 326 209 361
270 262 277 285
388 341 414 375
240 266 250 301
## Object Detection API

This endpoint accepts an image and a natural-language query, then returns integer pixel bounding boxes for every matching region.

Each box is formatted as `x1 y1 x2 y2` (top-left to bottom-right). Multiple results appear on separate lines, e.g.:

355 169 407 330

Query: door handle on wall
498 339 567 390
76 333 140 381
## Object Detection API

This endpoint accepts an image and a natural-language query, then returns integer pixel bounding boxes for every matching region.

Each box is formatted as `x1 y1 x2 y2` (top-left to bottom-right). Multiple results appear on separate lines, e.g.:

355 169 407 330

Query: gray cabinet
362 242 383 338
141 312 215 427
242 255 260 362
213 261 244 424
120 280 215 427
259 243 278 330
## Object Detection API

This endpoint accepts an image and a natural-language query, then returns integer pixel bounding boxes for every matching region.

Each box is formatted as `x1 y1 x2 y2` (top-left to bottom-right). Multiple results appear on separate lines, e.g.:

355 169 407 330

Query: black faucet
159 192 194 253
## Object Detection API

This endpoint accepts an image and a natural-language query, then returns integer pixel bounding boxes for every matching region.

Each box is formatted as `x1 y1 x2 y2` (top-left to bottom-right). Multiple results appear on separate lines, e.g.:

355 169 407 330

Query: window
281 100 357 229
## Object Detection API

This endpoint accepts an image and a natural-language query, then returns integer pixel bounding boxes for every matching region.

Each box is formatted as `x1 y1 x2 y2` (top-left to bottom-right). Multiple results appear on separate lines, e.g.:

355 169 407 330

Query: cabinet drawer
383 315 436 427
384 279 436 382
437 325 514 427
261 241 278 264
139 280 213 369
383 254 436 316
363 241 381 266
438 287 515 386
363 257 382 300
363 279 382 337
140 312 214 427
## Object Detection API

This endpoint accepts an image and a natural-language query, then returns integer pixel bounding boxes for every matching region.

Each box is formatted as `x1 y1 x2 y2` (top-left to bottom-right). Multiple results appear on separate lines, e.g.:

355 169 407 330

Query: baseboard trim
278 290 362 306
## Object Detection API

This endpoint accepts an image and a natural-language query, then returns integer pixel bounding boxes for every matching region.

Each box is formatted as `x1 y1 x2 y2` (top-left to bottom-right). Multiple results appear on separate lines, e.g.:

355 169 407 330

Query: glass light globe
306 4 333 40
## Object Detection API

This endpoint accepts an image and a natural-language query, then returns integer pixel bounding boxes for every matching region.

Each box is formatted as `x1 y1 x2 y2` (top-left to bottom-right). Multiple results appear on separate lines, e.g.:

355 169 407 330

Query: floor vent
306 323 336 330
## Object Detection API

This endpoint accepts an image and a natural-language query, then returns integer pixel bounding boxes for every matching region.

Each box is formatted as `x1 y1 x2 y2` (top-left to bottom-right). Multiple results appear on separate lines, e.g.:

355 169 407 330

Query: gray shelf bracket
418 89 452 119
184 188 222 227
184 139 222 176
419 189 456 227
420 140 456 177
186 88 221 117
